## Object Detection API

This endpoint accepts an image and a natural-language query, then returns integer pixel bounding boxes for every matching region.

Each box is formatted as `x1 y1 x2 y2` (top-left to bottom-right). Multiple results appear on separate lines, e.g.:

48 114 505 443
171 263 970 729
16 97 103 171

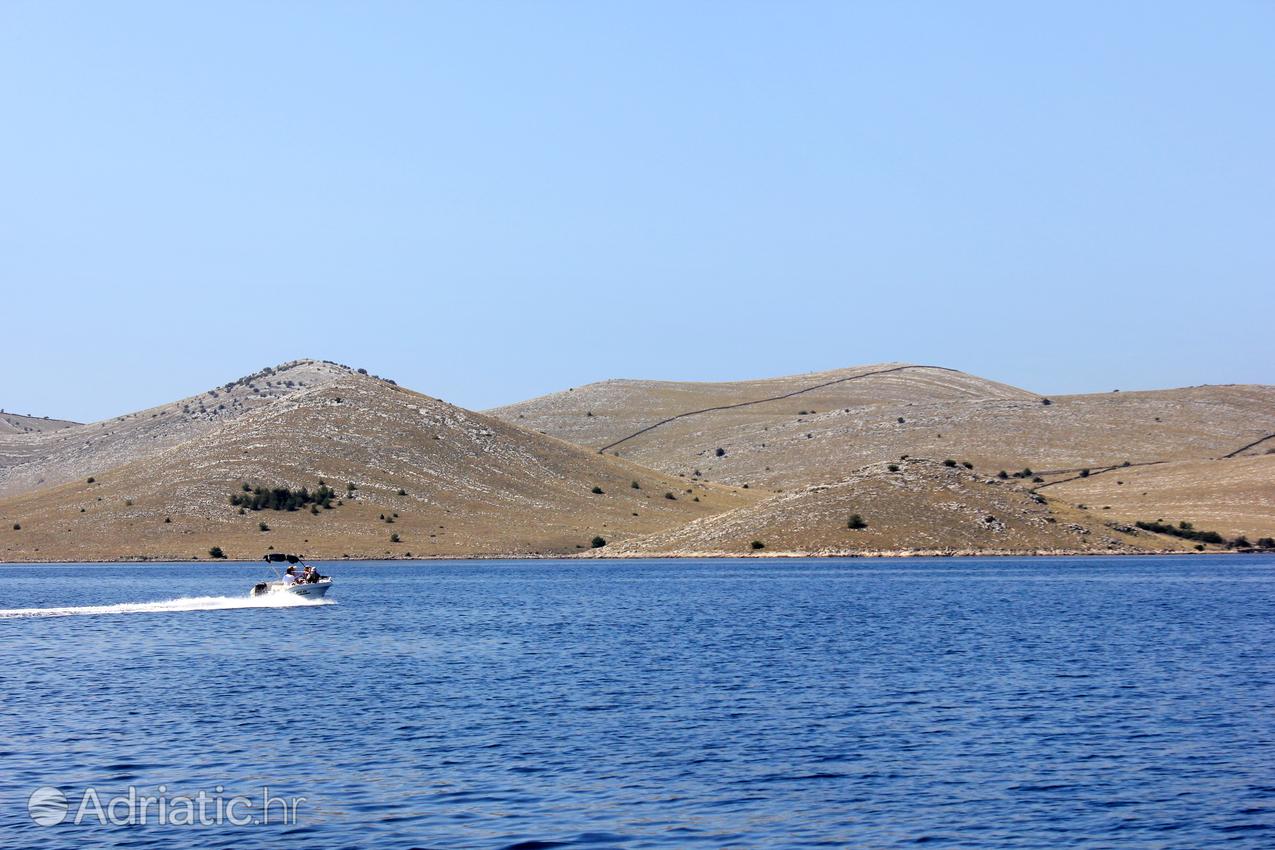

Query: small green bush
665 492 676 500
259 522 270 532
751 540 765 550
631 480 640 489
390 532 401 543
591 486 604 495
848 514 867 530
208 546 226 559
887 464 899 472
943 459 957 467
591 536 607 548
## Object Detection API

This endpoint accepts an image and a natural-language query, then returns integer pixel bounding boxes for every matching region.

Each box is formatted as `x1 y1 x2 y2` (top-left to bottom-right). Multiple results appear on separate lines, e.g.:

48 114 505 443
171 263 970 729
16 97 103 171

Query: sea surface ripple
1 556 1272 848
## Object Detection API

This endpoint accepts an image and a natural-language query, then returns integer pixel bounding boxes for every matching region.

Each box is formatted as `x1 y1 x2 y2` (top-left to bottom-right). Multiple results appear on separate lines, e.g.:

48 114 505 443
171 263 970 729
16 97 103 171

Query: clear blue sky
3 2 1272 423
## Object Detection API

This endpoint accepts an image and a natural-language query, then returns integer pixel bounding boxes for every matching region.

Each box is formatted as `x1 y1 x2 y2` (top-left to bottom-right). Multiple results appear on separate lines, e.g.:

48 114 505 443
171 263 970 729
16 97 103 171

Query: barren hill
1042 454 1275 541
490 365 1275 543
0 372 752 562
0 360 353 498
0 411 79 435
607 459 1192 557
490 363 1036 454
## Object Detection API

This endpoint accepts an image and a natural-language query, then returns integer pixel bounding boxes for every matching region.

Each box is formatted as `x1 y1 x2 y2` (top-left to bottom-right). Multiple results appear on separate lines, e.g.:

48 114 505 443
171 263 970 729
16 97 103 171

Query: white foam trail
0 593 334 619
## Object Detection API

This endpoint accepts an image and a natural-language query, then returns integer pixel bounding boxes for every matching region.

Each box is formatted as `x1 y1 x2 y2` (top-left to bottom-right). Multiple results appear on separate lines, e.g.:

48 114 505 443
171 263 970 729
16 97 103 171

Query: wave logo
28 787 69 826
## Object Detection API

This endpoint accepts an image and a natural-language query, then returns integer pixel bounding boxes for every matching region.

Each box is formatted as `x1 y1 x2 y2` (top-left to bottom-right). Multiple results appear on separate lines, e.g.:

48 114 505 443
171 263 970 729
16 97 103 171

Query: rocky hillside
490 363 1036 455
606 459 1192 557
0 411 79 435
0 360 353 497
1043 454 1275 541
490 365 1275 542
0 372 752 561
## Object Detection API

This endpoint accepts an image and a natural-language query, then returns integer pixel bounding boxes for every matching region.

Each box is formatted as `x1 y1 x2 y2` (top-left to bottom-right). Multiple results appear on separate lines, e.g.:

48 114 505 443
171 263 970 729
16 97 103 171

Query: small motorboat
250 553 333 599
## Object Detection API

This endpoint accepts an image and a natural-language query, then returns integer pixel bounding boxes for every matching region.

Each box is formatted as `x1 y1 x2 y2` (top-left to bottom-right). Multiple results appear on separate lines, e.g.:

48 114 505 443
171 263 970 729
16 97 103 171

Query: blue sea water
1 556 1273 849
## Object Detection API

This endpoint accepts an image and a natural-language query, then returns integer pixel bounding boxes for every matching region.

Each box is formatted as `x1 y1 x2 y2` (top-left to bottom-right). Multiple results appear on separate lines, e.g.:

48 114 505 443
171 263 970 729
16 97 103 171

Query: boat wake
0 593 334 619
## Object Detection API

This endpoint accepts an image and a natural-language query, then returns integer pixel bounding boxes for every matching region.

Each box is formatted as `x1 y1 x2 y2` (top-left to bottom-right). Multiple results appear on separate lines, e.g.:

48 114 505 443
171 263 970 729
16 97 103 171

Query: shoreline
3 548 1267 565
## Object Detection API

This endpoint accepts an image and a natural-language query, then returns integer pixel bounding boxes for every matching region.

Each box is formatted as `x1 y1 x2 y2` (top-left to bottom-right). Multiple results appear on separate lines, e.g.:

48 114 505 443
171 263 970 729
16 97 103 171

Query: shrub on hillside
231 483 336 512
751 540 765 550
848 514 867 530
1136 520 1224 545
209 546 226 559
591 536 607 548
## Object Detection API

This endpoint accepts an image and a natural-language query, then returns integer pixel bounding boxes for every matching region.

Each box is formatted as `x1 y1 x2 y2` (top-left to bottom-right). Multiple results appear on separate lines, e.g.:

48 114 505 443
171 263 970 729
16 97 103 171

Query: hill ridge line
596 364 967 454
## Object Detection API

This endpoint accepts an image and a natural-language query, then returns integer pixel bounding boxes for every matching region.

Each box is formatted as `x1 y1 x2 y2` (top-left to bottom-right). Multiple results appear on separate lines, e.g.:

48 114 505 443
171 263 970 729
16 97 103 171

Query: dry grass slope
0 360 352 498
491 365 1275 543
0 373 753 561
607 459 1188 557
0 412 79 435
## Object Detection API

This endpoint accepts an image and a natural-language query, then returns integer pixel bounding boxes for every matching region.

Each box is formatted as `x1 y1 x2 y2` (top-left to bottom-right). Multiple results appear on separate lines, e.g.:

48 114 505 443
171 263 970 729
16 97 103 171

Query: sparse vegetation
887 464 899 472
390 532 400 543
962 461 973 470
12 523 20 530
1080 469 1091 477
86 477 95 483
665 492 676 500
715 447 726 457
591 536 607 548
848 514 867 530
398 488 407 496
231 483 336 511
631 480 640 489
208 546 226 559
259 522 270 532
1135 520 1224 545
591 486 604 495
997 470 1009 479
943 459 957 467
751 540 765 550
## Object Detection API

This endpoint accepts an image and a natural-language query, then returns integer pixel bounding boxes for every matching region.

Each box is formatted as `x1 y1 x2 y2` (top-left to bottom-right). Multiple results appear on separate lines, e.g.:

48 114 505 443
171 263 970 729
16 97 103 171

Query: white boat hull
250 579 332 599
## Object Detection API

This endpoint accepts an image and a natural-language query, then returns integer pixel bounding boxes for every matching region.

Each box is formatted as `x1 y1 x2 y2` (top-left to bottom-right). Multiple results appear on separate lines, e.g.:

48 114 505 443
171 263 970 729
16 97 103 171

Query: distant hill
2 360 1270 561
0 369 751 561
490 364 1275 543
0 360 352 498
606 459 1192 557
0 411 79 435
489 363 1036 457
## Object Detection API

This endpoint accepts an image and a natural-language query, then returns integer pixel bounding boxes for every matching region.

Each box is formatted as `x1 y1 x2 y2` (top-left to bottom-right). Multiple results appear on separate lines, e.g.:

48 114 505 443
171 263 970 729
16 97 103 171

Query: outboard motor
251 582 268 597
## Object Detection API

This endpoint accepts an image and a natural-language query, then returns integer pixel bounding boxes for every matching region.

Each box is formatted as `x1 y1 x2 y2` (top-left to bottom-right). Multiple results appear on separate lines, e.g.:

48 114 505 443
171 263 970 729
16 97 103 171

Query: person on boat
282 566 298 586
301 565 316 583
